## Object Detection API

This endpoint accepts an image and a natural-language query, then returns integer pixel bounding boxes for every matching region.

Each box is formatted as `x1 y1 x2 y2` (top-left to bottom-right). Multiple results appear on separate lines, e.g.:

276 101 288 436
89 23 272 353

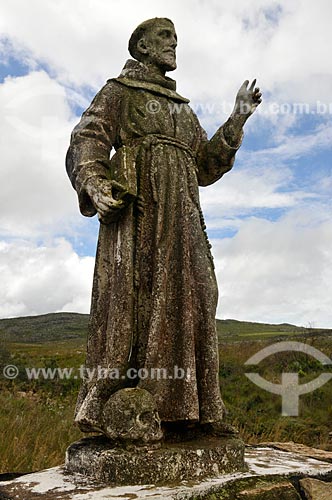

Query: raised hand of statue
233 79 262 120
85 176 127 224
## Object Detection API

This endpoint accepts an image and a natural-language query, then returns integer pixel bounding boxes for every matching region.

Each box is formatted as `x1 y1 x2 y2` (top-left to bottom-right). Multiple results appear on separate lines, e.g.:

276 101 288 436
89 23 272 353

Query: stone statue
66 17 261 445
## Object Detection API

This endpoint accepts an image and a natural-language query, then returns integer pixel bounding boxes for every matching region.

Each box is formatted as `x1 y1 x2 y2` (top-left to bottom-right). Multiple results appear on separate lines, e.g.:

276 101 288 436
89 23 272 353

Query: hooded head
128 18 177 73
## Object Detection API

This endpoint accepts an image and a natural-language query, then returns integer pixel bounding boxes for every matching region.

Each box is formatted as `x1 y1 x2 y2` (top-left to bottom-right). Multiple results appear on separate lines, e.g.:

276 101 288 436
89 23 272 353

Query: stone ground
1 445 332 499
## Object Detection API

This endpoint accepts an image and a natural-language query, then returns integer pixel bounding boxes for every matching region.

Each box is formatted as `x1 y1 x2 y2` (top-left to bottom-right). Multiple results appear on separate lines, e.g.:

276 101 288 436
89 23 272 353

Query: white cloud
0 70 80 237
250 121 332 161
1 0 332 107
0 239 94 318
200 121 331 223
0 0 331 327
200 165 308 216
213 206 332 328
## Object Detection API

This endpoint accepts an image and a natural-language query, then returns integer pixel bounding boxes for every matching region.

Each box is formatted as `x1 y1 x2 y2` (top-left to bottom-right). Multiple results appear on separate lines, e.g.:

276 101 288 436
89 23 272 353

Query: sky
0 0 331 327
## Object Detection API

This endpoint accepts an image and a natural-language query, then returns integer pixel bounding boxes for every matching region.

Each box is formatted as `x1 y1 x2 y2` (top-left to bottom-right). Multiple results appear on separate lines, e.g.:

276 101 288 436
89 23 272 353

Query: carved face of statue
137 21 177 72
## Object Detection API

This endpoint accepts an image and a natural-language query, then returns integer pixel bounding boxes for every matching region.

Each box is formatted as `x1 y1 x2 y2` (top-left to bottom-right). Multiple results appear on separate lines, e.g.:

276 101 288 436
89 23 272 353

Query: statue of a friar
66 17 261 443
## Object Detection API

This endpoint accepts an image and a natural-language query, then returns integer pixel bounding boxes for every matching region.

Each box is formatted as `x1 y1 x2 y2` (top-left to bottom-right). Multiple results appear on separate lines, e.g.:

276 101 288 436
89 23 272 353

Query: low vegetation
1 313 331 473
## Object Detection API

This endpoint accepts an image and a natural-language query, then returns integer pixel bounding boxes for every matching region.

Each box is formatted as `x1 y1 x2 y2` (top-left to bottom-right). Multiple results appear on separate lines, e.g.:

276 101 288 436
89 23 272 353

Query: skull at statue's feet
102 388 163 447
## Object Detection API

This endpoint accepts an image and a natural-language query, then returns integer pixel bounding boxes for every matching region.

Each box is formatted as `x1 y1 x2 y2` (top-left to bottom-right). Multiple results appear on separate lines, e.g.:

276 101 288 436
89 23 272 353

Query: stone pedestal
1 446 332 499
65 435 246 485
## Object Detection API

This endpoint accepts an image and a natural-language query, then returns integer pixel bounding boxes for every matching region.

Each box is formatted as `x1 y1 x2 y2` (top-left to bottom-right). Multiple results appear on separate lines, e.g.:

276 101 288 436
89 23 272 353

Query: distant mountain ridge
0 312 331 344
0 313 88 343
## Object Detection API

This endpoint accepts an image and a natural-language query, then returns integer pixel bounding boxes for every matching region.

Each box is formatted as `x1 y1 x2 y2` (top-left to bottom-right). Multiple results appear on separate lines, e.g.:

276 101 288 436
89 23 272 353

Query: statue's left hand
233 79 262 119
85 176 127 224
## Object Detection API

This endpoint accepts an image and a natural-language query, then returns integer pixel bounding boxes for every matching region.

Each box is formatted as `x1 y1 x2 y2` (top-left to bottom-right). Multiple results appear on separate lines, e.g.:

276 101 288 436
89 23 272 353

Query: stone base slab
65 435 247 484
1 446 332 499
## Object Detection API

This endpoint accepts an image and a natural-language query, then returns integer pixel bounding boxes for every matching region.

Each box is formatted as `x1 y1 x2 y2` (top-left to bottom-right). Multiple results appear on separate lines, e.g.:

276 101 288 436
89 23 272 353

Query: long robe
66 59 242 430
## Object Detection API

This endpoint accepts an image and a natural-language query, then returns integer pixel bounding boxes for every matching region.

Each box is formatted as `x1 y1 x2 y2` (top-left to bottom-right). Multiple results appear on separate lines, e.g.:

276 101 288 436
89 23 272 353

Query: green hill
0 312 331 344
0 312 88 343
216 318 332 341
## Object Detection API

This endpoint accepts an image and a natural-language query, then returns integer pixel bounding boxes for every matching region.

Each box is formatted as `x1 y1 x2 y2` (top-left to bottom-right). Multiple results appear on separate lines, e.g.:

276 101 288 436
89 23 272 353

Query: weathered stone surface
101 388 163 445
300 477 332 499
1 446 332 499
65 435 246 485
66 17 262 440
238 481 300 499
261 441 332 463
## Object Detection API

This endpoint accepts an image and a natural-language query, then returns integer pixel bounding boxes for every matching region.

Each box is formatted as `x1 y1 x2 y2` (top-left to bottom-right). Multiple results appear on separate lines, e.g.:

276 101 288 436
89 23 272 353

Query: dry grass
1 329 331 473
0 391 82 473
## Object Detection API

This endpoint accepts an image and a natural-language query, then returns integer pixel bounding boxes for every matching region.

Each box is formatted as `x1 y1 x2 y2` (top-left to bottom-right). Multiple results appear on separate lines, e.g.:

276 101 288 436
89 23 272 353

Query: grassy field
1 313 332 473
